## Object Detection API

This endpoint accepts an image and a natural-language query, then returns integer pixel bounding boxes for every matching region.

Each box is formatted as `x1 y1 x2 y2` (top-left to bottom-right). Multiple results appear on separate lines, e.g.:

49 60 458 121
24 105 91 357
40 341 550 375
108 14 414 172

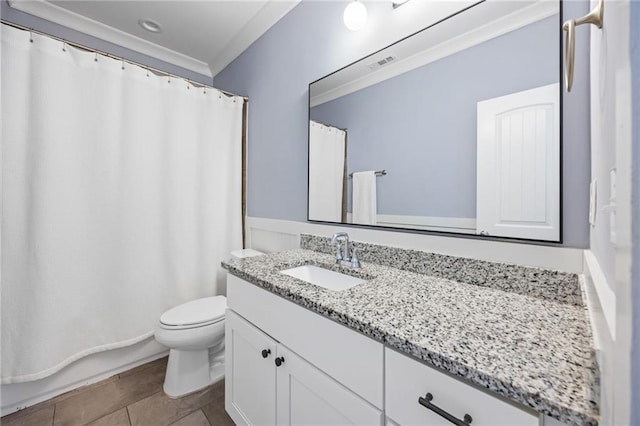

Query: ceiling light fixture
138 19 163 33
392 0 410 9
343 0 367 31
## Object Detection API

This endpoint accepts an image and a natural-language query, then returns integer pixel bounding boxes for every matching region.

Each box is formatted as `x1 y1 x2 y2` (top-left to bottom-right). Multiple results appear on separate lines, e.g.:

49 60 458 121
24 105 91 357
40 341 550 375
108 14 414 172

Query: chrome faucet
331 232 350 262
331 232 360 269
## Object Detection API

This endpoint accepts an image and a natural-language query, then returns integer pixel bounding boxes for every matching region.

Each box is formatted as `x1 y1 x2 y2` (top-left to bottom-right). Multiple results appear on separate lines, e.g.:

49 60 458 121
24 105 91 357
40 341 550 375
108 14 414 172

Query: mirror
308 1 561 242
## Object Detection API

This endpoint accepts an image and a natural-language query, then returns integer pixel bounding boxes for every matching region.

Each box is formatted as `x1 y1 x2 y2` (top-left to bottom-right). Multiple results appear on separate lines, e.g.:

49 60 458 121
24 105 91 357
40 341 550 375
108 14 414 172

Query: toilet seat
160 296 226 330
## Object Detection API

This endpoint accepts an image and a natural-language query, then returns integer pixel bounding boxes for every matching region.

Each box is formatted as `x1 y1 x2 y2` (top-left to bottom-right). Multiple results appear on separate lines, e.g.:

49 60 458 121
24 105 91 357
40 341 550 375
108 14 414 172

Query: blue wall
310 16 558 218
215 0 590 247
0 0 212 85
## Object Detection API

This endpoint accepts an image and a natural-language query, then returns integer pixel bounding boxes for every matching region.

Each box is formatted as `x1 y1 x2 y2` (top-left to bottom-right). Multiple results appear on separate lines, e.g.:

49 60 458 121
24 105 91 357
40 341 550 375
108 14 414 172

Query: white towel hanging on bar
352 171 377 225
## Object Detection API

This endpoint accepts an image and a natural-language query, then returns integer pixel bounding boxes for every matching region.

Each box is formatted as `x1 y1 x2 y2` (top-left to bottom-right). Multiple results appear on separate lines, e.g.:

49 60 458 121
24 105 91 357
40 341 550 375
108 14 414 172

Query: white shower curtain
1 25 244 383
308 120 346 222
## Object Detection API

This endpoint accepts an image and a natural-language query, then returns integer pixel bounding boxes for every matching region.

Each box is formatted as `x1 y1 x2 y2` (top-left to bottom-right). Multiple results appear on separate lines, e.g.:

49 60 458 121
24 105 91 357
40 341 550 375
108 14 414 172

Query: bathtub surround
1 25 243 383
222 248 598 425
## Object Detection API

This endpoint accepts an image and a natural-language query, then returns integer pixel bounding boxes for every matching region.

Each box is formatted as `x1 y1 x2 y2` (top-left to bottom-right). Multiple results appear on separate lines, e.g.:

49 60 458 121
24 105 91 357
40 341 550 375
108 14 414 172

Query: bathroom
1 0 638 425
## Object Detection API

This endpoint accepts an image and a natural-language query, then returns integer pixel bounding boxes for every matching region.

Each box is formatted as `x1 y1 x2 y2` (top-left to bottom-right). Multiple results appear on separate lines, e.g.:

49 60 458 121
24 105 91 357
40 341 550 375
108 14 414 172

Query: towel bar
348 169 387 178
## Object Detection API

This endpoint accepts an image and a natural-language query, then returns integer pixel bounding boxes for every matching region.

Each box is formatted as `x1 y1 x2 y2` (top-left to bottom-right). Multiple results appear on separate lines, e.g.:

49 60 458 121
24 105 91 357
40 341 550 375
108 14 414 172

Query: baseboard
1 337 168 415
244 216 583 272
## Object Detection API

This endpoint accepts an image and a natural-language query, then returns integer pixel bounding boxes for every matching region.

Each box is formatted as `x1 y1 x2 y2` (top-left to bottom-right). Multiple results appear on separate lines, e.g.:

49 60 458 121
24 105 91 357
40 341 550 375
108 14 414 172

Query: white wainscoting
1 338 168 415
582 251 616 426
372 214 476 234
345 213 476 233
245 216 584 273
246 225 300 253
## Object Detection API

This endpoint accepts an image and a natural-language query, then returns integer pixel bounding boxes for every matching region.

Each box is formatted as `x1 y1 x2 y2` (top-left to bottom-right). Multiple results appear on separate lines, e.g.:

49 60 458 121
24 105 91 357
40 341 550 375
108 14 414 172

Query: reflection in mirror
308 120 347 222
308 1 561 242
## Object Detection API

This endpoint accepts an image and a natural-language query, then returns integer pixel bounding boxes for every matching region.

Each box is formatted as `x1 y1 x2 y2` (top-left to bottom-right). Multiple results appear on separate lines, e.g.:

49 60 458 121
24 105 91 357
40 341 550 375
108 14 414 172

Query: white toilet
155 248 263 398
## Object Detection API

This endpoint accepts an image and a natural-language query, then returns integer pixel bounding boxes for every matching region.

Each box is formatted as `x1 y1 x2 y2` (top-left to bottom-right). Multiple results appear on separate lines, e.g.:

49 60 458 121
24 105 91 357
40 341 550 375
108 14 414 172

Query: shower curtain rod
1 20 248 101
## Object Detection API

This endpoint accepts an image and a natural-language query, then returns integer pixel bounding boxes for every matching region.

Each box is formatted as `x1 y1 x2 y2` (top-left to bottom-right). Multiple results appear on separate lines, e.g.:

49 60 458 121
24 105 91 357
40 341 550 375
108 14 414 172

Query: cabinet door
276 344 383 426
225 310 277 426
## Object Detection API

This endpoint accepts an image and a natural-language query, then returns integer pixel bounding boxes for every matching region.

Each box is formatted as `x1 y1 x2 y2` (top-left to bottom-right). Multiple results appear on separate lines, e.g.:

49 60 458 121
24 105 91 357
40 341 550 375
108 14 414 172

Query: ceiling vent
367 55 397 71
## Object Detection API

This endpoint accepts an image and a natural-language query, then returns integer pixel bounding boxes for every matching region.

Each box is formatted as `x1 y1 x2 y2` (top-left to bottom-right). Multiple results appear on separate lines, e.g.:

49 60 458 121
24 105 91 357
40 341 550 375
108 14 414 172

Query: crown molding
8 0 213 78
210 1 300 78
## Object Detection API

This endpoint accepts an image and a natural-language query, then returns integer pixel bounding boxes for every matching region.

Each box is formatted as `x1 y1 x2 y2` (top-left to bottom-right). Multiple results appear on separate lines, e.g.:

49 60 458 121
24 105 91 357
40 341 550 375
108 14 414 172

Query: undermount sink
280 265 366 291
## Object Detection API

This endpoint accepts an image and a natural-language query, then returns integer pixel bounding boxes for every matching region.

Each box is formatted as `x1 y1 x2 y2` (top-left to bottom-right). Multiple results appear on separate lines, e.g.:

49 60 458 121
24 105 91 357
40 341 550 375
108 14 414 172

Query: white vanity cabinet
385 348 538 426
225 274 553 426
225 275 384 426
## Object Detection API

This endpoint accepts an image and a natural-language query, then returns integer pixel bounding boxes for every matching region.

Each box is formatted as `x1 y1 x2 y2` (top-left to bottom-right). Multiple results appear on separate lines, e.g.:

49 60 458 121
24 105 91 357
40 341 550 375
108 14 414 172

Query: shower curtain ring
29 30 33 43
121 58 125 70
62 40 66 52
94 52 98 62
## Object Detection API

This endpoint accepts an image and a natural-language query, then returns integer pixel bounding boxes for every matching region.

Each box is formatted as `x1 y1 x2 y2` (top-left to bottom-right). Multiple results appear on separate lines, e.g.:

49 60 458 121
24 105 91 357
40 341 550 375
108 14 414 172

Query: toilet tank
230 249 264 259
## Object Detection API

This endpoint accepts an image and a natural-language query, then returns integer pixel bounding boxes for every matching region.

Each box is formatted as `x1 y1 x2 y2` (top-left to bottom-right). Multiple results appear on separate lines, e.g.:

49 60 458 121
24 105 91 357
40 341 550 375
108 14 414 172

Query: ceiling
8 0 300 78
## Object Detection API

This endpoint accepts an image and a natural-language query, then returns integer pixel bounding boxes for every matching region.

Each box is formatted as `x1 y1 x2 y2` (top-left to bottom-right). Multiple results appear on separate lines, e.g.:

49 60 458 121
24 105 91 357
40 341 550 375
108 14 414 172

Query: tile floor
1 357 234 426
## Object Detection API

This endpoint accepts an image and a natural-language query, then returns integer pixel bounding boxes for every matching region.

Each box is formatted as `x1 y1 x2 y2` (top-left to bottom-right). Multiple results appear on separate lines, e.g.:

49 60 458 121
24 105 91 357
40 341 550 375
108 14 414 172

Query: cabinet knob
261 349 271 358
275 356 285 367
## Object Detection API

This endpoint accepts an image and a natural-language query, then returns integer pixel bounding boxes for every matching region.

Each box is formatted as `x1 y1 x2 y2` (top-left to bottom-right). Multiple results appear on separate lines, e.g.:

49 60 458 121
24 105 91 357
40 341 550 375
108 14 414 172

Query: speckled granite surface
301 234 583 306
222 248 598 426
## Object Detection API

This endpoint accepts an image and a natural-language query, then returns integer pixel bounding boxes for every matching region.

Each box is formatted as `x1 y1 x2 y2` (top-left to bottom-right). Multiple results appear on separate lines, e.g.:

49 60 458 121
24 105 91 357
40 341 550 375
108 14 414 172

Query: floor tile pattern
1 357 233 426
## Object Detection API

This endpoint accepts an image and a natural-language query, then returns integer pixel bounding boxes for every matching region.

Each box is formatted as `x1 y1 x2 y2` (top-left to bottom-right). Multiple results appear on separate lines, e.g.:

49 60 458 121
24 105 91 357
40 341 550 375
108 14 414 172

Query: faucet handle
350 247 361 269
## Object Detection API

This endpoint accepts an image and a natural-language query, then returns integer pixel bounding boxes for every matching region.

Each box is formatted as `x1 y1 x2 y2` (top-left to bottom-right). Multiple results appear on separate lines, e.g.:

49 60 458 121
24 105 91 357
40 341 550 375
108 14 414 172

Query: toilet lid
160 296 226 327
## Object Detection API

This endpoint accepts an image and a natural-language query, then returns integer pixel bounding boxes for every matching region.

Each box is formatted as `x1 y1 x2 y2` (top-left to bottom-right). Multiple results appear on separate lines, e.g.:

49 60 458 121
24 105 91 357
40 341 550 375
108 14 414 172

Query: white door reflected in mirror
476 83 560 241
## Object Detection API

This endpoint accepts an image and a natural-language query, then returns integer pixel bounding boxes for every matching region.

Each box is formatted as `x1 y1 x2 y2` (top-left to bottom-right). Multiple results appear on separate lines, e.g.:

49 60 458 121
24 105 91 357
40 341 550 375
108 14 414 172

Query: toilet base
163 347 225 398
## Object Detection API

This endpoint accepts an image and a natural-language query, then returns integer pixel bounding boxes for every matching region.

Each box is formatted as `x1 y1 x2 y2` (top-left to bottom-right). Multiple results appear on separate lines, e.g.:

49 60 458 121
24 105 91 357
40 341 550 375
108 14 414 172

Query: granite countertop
222 241 598 426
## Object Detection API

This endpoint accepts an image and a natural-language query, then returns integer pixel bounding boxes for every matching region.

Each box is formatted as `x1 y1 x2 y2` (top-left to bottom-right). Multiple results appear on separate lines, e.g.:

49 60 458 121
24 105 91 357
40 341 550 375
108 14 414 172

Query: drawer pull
261 349 271 358
418 393 472 426
275 356 285 367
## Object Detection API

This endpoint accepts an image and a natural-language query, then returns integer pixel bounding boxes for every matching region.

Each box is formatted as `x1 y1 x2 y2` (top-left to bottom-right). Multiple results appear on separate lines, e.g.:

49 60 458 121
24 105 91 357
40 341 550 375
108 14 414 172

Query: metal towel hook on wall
563 0 604 92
